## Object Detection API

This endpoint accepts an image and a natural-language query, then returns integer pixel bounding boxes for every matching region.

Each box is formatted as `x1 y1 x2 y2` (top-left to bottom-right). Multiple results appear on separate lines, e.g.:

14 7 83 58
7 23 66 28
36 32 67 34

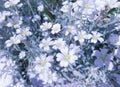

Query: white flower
65 25 76 35
95 0 106 11
56 47 78 67
91 31 104 43
80 0 96 15
5 35 21 47
19 51 26 59
52 38 66 50
69 44 81 53
40 22 52 31
109 34 120 46
39 70 57 84
51 23 61 34
32 15 40 22
16 27 32 37
37 4 44 12
35 54 53 69
4 0 20 8
74 31 92 44
39 38 53 51
46 71 57 84
7 16 22 28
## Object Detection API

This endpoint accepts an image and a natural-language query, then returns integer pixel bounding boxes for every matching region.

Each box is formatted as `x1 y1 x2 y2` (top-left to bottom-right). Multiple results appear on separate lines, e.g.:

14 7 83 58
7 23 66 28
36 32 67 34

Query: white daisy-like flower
35 54 53 69
40 22 52 31
19 51 26 59
5 35 21 47
4 0 20 8
16 27 32 38
74 31 92 44
39 70 57 84
91 31 104 43
7 16 23 28
39 37 53 51
80 0 96 15
51 23 61 34
109 34 120 46
56 47 78 67
52 38 66 50
65 25 76 35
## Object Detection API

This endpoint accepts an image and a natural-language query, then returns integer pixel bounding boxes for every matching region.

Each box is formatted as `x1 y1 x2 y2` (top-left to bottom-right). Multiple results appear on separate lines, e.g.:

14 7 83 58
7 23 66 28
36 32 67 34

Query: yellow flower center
93 36 98 40
22 30 27 35
101 56 105 61
13 21 18 26
44 42 49 47
115 39 119 43
49 74 53 80
67 28 72 33
65 55 70 60
79 35 83 39
84 4 89 9
11 38 17 43
41 60 47 66
57 42 62 47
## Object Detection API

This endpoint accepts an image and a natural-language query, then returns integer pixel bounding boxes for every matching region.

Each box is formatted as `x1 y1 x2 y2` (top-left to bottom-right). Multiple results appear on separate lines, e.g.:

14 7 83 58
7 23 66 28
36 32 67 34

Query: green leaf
108 8 120 15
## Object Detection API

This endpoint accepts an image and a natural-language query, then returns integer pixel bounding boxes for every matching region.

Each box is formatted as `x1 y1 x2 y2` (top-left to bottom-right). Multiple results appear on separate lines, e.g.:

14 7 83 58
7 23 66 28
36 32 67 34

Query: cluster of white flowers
61 0 120 20
0 0 120 87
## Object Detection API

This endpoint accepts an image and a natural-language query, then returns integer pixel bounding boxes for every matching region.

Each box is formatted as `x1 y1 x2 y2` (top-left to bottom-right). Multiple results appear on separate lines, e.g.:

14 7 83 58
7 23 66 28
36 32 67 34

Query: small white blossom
5 35 21 47
52 38 66 50
35 54 53 69
56 47 78 67
19 51 26 59
16 27 32 38
51 23 61 34
91 31 104 43
39 38 53 51
37 4 44 12
4 0 20 8
39 70 57 84
40 22 52 31
79 0 96 15
7 16 22 28
65 25 76 35
74 31 92 44
95 0 106 11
